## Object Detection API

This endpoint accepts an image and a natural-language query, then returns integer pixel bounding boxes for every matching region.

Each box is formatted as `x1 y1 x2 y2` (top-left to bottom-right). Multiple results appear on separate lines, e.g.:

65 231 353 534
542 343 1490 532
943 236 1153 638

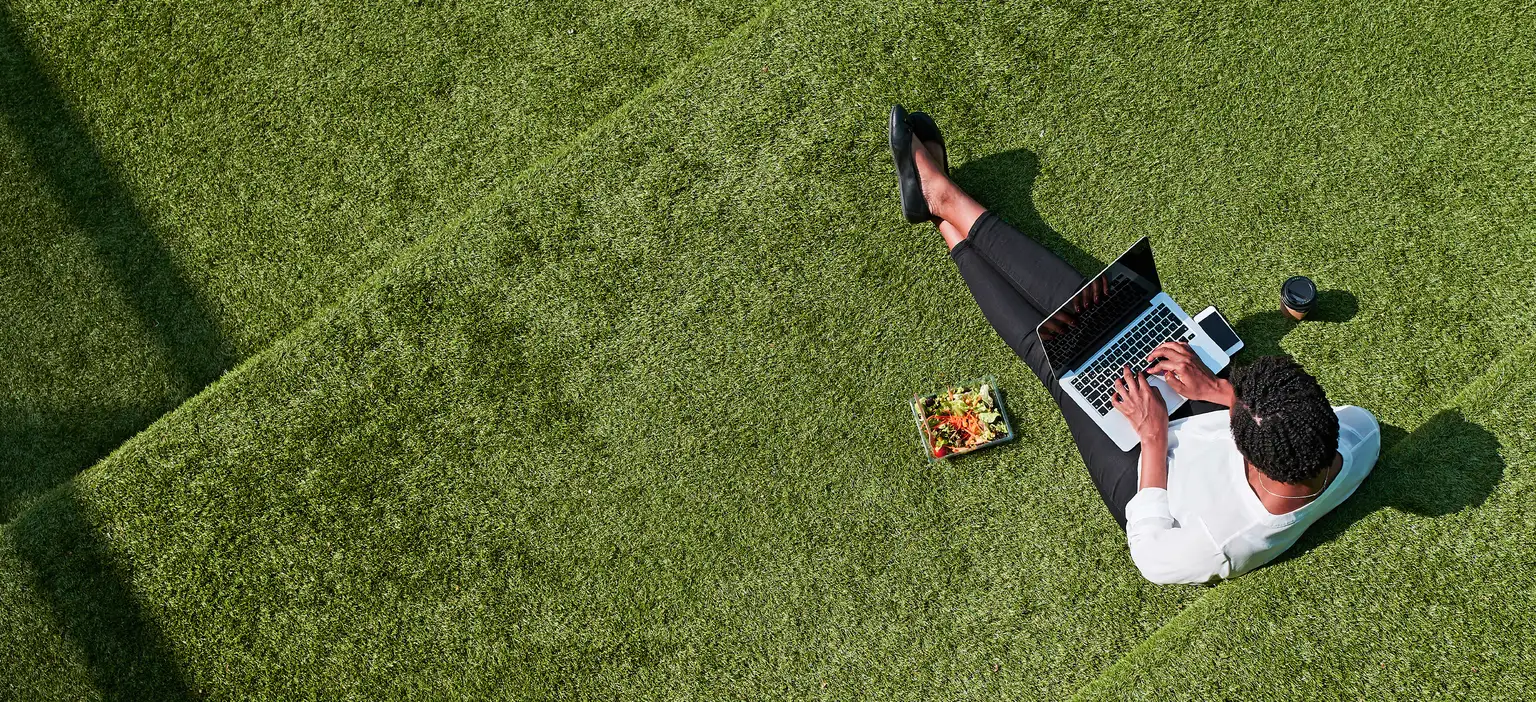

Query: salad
914 382 1009 458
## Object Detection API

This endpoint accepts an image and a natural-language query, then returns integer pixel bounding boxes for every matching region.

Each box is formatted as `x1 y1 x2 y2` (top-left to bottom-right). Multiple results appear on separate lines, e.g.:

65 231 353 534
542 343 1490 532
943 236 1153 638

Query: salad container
909 375 1017 463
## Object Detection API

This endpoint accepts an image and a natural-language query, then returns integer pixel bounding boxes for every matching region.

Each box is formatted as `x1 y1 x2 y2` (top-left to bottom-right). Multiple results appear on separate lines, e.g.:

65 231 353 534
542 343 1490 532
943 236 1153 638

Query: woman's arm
1114 368 1229 584
1112 366 1170 459
1125 489 1231 584
1124 433 1230 584
1139 433 1169 490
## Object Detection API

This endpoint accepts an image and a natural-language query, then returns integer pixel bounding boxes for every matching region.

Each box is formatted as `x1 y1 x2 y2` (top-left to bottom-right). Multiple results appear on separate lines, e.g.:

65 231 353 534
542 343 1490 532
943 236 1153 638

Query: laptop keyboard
1069 304 1194 416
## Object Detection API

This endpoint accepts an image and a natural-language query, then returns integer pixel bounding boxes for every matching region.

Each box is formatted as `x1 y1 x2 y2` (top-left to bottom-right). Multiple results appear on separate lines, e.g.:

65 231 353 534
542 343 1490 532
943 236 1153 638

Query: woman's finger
1148 358 1184 382
1131 371 1150 399
1124 367 1145 402
1159 354 1195 374
1148 341 1192 363
1140 372 1167 408
1136 371 1158 401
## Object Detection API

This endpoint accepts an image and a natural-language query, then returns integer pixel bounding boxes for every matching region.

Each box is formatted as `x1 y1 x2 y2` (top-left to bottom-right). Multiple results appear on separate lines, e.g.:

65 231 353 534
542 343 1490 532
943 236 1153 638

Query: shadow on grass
1231 289 1358 360
1 8 210 698
0 1 235 504
951 148 1108 275
9 487 194 699
1224 291 1499 565
0 407 157 523
0 7 233 392
1271 409 1503 567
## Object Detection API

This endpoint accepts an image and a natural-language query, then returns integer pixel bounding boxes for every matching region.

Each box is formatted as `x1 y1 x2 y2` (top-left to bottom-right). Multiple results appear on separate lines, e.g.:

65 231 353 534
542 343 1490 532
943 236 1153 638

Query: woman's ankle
913 141 954 217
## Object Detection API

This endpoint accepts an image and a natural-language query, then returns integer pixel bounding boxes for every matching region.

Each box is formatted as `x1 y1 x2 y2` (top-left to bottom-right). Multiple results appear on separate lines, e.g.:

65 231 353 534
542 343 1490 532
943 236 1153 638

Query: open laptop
1035 236 1230 451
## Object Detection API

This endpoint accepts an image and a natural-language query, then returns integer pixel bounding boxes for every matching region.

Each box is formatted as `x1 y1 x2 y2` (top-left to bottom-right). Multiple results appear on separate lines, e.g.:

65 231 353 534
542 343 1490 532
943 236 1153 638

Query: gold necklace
1252 464 1332 500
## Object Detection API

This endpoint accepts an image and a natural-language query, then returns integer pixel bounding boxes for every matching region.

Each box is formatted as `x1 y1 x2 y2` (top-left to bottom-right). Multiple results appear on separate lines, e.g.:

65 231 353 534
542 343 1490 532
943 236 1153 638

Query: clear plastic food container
909 375 1018 463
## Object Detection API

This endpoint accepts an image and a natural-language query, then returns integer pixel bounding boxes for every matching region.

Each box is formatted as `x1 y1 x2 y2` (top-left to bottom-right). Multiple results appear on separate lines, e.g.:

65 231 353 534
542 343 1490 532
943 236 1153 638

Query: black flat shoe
889 104 930 224
907 111 948 174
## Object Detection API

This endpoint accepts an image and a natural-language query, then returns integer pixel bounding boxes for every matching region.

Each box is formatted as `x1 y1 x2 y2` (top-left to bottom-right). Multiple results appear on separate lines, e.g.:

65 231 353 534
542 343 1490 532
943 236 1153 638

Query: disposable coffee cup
1282 276 1317 320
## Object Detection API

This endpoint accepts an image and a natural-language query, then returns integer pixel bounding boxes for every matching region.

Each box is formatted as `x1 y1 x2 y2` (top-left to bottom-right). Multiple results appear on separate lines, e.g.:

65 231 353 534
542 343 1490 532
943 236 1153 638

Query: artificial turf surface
2 0 1534 698
0 0 767 521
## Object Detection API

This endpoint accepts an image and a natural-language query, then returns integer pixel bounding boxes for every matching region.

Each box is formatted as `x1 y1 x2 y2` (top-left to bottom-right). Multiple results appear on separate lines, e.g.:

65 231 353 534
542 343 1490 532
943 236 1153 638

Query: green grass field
0 0 767 521
2 0 1532 698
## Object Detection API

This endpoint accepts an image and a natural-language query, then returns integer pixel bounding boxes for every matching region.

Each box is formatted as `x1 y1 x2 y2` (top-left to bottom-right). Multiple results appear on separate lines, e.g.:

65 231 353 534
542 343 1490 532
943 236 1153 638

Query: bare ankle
924 180 956 221
912 145 953 218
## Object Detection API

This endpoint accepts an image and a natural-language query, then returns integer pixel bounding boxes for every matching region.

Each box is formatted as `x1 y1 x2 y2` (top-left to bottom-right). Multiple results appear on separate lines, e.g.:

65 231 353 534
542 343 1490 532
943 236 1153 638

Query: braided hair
1229 356 1339 484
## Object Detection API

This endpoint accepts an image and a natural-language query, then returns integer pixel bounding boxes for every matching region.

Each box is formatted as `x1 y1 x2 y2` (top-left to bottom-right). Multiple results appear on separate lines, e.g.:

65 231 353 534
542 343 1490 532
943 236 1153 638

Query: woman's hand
1145 341 1235 407
1111 366 1168 443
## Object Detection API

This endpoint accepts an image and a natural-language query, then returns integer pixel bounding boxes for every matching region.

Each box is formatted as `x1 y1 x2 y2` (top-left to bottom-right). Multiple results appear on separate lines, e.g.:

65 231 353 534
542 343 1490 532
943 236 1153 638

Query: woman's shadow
1270 408 1504 566
950 148 1108 275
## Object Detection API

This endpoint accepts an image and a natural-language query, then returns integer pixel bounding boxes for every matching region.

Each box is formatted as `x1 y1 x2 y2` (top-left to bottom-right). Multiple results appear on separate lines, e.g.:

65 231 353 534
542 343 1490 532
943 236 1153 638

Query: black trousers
951 213 1221 528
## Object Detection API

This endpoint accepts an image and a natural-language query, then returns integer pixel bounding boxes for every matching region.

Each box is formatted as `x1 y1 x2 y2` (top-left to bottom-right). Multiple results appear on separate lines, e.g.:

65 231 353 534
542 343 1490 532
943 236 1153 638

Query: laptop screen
1035 236 1162 373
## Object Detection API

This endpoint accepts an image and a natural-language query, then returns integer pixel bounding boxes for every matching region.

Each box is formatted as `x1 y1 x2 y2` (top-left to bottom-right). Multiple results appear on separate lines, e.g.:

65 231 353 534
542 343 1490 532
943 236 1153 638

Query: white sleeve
1335 406 1382 474
1124 488 1231 584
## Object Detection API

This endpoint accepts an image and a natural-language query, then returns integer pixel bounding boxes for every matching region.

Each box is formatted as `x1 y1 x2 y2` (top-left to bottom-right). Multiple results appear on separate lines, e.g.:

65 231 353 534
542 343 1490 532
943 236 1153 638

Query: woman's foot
912 134 946 226
913 140 965 248
908 112 948 174
912 138 955 221
913 137 988 247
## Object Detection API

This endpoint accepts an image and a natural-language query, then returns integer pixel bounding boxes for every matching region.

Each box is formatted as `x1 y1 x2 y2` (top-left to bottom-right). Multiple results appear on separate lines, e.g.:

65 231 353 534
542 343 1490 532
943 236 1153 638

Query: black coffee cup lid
1283 276 1317 310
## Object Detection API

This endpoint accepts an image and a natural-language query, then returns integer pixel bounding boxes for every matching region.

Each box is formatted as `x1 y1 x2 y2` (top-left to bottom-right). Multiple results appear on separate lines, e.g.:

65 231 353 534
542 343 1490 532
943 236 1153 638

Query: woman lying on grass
889 106 1381 584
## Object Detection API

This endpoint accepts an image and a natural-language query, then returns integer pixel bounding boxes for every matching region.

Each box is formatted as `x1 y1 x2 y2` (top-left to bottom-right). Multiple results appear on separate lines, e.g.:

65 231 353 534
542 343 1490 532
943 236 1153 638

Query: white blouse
1125 406 1382 584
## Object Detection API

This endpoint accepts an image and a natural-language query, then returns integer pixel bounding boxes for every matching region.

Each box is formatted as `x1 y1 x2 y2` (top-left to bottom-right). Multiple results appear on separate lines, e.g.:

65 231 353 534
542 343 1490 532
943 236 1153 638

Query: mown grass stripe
1 0 773 521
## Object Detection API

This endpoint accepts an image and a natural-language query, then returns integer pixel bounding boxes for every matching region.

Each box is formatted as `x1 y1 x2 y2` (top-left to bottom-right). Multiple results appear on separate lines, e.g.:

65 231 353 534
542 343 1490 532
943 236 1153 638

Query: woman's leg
948 226 1141 528
918 142 1085 321
919 141 1140 528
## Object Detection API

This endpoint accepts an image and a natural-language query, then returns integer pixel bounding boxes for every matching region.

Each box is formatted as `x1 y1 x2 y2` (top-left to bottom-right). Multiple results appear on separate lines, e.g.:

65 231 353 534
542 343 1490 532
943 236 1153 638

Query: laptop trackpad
1147 373 1187 415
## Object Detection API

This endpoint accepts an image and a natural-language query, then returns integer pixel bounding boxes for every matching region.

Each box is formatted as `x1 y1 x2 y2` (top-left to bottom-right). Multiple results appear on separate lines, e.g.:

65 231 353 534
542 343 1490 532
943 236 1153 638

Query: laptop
1035 236 1230 451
